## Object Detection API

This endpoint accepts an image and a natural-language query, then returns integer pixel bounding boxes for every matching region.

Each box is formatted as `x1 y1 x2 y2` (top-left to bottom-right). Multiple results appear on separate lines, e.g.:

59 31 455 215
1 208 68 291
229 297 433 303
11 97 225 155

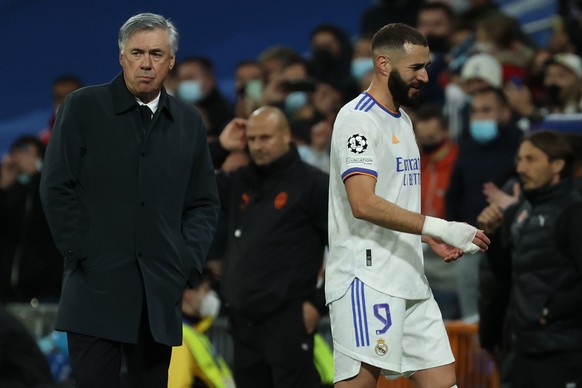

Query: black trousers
509 350 582 388
229 301 321 388
67 304 172 388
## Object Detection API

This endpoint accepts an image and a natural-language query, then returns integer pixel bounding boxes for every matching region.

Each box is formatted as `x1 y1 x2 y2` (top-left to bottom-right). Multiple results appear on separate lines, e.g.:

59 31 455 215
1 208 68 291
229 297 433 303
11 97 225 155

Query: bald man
212 107 329 388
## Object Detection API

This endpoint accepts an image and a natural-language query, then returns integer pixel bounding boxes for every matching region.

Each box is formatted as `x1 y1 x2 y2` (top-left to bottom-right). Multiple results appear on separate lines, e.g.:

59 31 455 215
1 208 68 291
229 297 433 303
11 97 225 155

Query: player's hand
302 301 321 334
219 118 247 152
424 236 463 262
472 229 490 252
423 216 490 254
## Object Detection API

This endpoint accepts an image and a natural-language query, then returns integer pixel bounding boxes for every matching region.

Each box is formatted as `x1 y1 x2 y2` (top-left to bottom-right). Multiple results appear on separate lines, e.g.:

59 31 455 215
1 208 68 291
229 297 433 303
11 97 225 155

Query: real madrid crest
375 339 388 356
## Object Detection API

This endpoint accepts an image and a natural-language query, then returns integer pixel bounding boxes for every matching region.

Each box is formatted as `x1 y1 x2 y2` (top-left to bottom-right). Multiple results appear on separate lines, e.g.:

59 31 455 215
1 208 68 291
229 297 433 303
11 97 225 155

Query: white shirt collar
136 92 161 114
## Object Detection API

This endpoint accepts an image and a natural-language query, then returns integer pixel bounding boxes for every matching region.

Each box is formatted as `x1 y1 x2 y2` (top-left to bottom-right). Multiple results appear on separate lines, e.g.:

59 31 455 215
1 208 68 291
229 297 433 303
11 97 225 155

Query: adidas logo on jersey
392 134 400 144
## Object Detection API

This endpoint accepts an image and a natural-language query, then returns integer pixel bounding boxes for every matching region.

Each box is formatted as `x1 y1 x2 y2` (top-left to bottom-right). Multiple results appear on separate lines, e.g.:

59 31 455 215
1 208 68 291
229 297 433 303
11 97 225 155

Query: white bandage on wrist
422 216 480 254
422 216 448 238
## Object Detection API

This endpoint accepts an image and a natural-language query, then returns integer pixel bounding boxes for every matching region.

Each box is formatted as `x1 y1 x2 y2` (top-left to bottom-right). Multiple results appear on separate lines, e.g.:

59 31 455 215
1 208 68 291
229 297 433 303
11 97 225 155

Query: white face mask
199 289 221 318
472 41 495 54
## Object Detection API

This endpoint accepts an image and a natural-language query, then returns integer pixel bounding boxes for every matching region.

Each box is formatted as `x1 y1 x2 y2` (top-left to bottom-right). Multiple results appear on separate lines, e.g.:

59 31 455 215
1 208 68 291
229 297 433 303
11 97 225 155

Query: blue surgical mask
17 174 31 185
351 57 374 80
245 79 263 102
469 119 499 144
284 91 309 115
177 80 203 104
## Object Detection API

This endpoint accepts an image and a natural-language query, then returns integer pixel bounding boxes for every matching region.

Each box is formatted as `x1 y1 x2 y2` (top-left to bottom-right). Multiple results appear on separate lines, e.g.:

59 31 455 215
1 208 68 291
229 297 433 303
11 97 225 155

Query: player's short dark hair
371 23 428 54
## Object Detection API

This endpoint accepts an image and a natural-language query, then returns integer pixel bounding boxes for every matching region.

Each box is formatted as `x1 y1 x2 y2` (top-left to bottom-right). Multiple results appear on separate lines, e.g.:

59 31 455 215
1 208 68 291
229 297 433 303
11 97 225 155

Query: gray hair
118 13 179 55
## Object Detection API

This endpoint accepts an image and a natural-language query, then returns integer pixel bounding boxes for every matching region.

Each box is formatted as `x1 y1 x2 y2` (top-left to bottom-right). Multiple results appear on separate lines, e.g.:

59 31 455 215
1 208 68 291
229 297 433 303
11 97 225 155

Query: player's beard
388 69 422 108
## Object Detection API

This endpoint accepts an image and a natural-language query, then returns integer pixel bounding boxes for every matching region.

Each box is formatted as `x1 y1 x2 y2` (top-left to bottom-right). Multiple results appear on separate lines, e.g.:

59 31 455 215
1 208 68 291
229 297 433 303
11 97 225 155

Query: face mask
245 79 263 102
285 91 309 115
178 80 203 104
199 289 221 319
17 174 31 185
469 119 499 144
546 84 562 106
472 41 495 54
427 35 449 53
351 57 374 80
421 140 445 154
450 0 471 13
311 48 334 73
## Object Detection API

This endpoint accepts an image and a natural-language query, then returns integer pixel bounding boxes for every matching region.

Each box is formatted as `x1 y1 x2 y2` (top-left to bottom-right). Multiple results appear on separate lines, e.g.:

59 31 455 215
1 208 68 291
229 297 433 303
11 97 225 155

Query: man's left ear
375 55 391 78
551 159 565 175
169 56 175 70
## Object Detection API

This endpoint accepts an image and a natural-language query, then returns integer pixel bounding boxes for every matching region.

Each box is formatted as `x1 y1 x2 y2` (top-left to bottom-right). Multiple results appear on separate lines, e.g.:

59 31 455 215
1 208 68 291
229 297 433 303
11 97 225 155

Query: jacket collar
111 72 175 122
249 144 301 178
523 178 576 204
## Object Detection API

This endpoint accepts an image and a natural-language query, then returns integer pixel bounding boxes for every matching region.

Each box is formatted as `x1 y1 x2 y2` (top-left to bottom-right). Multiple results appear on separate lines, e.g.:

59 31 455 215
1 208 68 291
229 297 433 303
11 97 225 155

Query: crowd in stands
2 0 582 386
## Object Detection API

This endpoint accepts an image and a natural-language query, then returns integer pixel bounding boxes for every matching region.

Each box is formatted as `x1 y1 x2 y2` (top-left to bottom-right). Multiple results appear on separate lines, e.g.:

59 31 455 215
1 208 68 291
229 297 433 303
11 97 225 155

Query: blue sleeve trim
341 167 378 181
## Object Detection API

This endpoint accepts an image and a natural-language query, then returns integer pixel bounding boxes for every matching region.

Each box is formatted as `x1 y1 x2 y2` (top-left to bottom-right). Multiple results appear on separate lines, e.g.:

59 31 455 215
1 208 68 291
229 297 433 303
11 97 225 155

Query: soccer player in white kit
326 24 490 388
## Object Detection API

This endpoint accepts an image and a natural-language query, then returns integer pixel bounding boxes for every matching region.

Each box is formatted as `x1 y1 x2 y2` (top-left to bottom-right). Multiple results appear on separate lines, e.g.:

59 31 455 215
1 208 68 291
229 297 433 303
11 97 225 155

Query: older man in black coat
40 13 219 388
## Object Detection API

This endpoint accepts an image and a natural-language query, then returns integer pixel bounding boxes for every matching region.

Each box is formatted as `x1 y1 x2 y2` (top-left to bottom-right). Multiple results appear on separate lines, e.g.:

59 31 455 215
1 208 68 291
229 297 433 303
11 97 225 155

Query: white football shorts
329 278 454 383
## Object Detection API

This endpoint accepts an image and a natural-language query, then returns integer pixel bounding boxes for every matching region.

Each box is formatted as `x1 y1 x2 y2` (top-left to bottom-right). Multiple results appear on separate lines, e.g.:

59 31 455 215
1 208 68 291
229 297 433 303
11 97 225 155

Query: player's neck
367 79 398 112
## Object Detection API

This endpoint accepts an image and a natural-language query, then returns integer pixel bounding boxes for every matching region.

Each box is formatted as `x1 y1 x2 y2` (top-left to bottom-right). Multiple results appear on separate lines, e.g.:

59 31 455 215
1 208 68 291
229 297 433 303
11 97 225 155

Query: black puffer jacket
506 179 582 354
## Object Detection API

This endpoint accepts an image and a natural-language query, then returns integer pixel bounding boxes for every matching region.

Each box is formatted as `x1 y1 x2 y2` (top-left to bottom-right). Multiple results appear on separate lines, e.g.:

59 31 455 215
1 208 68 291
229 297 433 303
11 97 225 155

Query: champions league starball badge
375 339 388 356
347 134 368 154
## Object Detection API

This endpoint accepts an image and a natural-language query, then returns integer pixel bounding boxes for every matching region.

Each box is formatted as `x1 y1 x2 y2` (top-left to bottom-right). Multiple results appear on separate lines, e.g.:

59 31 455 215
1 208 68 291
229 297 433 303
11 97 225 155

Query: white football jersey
326 92 431 303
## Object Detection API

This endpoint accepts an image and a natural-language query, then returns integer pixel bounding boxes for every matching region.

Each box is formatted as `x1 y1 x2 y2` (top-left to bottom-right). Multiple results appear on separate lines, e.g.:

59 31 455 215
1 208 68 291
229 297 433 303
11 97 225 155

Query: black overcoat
40 73 220 346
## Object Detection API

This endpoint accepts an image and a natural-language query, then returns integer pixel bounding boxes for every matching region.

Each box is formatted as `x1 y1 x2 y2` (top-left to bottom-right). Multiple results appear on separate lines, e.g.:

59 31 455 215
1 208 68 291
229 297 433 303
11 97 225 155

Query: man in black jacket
215 106 328 388
0 136 62 304
477 130 582 387
39 13 219 388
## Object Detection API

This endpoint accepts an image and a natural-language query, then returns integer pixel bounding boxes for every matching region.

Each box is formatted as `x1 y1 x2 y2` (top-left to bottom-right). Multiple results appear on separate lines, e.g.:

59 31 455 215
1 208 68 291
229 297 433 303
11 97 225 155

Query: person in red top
415 104 459 218
414 103 460 319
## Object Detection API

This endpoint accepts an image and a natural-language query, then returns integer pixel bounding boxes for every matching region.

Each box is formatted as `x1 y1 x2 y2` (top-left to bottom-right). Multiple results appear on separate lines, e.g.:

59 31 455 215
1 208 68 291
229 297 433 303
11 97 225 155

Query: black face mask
311 48 335 73
426 35 449 53
546 84 562 106
421 140 445 154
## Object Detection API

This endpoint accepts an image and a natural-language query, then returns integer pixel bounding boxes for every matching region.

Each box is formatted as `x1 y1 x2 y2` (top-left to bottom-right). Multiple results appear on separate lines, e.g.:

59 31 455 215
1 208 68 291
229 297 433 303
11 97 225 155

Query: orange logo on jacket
392 134 400 144
240 193 250 209
274 192 288 209
516 208 528 223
